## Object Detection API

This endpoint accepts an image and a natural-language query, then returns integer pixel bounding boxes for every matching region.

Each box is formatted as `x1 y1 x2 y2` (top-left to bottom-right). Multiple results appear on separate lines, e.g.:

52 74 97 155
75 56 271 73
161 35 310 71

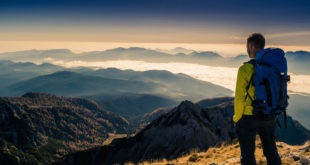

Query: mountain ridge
56 98 310 165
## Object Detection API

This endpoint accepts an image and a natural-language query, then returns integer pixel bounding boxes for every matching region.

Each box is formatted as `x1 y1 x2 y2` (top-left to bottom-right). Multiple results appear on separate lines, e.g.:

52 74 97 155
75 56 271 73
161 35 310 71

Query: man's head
247 33 265 58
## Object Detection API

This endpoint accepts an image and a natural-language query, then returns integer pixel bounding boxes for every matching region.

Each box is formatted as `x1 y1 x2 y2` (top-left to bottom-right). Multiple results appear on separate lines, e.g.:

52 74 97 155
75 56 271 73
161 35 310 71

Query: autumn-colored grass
122 135 310 165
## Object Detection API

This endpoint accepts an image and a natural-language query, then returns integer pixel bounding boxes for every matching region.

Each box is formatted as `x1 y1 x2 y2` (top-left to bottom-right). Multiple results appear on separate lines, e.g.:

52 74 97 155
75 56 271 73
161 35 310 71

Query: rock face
56 99 310 165
0 92 130 164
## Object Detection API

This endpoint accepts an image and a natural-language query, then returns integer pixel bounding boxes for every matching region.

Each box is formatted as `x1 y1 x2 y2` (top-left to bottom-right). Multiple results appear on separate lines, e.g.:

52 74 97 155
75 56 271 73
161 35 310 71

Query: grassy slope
124 136 310 165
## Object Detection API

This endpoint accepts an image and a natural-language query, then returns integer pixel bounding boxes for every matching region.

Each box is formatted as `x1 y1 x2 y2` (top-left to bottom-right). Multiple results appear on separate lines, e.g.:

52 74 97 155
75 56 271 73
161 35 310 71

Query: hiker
233 33 282 165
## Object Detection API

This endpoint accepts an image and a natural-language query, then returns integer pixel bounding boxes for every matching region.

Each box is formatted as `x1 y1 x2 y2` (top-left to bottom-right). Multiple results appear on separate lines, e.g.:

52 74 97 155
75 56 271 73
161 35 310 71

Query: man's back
234 61 255 123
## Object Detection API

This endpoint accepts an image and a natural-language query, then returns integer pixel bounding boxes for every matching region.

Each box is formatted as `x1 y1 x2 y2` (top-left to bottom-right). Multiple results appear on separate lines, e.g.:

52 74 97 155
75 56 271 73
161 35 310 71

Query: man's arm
233 66 248 123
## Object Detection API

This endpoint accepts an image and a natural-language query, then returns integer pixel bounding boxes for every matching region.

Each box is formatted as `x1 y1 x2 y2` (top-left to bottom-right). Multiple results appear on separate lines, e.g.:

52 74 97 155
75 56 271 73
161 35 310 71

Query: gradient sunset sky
1 0 310 54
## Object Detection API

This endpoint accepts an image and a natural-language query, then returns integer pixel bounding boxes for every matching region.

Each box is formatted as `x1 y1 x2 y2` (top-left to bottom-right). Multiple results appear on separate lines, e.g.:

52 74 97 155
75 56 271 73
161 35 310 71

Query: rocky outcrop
56 99 310 165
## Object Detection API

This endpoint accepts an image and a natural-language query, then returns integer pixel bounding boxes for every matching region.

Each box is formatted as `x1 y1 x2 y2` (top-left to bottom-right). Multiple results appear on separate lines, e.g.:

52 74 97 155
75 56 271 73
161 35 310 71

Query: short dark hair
247 33 265 50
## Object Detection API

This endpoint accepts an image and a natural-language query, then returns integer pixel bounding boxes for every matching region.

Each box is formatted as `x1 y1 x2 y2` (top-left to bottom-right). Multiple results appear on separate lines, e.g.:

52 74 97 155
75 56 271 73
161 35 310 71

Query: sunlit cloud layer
40 59 310 95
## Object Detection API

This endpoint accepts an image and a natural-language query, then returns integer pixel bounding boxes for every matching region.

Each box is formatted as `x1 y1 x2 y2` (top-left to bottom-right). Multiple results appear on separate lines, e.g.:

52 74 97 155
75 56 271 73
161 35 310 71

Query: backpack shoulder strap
245 72 254 102
244 59 255 102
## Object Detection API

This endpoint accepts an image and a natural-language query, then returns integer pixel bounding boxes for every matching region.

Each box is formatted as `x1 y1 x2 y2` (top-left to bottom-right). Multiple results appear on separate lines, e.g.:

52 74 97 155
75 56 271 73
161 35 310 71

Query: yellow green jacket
233 59 255 123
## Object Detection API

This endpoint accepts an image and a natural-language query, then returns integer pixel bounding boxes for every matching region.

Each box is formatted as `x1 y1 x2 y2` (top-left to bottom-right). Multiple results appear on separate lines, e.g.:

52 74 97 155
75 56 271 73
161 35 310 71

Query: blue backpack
245 48 290 128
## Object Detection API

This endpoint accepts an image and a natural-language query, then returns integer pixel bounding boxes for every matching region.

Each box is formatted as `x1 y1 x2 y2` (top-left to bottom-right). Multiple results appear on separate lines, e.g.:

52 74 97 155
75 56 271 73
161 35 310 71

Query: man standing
234 33 282 165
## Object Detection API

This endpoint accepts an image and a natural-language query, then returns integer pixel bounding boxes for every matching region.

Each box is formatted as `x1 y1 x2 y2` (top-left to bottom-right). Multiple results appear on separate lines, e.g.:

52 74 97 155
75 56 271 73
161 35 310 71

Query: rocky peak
178 100 200 112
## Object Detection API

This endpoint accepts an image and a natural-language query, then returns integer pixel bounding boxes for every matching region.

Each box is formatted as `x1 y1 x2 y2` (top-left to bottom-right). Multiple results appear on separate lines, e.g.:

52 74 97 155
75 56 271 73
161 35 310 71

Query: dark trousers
235 114 282 165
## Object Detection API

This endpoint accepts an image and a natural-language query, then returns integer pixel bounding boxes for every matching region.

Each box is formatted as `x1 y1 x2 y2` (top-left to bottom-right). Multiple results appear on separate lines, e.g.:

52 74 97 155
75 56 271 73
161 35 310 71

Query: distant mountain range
56 98 310 165
0 71 159 97
155 47 195 54
1 47 309 74
0 60 65 88
0 49 75 63
0 92 130 164
0 60 233 102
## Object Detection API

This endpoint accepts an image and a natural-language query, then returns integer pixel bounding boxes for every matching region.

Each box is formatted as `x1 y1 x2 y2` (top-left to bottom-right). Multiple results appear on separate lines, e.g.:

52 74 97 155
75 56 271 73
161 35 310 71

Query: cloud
40 59 310 95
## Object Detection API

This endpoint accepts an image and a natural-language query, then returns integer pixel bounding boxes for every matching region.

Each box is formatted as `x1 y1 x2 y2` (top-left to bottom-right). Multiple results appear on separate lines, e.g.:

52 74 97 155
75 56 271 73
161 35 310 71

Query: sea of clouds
42 58 310 96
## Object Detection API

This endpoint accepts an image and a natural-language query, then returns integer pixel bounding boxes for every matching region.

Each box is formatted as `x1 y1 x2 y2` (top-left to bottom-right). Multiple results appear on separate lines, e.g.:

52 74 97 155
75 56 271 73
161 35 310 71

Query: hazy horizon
1 41 310 57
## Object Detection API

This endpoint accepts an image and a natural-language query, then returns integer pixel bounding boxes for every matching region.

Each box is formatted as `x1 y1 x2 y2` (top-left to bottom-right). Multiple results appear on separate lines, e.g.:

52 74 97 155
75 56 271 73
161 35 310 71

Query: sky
1 0 310 52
